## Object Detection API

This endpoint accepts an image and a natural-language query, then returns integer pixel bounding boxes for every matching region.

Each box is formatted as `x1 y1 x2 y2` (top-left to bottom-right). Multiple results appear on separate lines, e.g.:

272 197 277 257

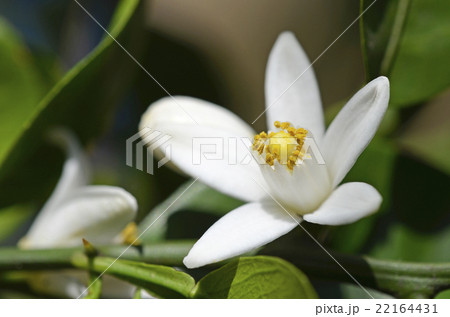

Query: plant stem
380 0 411 75
0 240 193 271
0 241 449 298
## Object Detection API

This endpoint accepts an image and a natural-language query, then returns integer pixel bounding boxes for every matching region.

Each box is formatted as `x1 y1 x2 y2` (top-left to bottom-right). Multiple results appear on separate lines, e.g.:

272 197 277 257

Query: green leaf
0 0 143 203
0 204 34 242
0 18 48 177
139 181 243 242
74 256 195 299
361 0 450 106
190 256 318 299
435 289 450 299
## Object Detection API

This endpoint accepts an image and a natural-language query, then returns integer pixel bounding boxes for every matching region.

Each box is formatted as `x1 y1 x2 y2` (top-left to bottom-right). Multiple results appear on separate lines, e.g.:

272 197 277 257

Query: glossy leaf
190 256 318 299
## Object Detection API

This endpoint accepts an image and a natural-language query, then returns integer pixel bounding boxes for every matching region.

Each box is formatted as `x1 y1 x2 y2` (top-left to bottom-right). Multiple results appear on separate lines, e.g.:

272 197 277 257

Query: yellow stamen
265 153 274 166
280 122 290 130
252 121 308 171
121 222 140 246
269 131 297 165
287 127 296 136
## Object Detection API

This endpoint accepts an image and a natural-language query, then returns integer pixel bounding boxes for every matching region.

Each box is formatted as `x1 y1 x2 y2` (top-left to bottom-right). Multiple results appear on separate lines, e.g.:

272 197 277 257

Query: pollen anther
252 121 308 171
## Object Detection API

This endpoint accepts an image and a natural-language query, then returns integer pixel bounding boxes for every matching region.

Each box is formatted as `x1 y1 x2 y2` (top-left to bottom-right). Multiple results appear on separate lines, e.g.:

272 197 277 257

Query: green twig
0 240 193 272
0 241 449 298
380 0 411 75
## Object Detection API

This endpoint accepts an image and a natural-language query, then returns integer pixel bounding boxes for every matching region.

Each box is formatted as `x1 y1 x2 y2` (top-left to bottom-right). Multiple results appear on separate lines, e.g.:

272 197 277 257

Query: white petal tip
183 254 208 269
115 187 138 214
374 76 390 87
183 245 222 269
20 186 138 249
182 256 197 269
139 96 186 132
99 186 139 215
273 31 298 48
368 76 390 95
277 30 296 39
303 182 382 226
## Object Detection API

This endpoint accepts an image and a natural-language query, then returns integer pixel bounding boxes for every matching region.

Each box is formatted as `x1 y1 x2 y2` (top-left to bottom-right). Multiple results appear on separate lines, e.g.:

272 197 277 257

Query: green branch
380 0 411 75
0 241 449 298
0 240 193 272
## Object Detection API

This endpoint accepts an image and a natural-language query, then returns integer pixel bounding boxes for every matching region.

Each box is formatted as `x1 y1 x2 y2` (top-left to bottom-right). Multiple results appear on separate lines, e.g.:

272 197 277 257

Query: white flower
19 129 138 298
139 32 390 269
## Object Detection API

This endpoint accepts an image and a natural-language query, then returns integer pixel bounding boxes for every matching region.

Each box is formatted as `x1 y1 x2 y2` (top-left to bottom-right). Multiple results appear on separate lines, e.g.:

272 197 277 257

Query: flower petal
183 201 299 268
140 96 255 138
30 129 90 231
303 182 382 225
323 76 390 187
21 186 137 248
259 156 331 215
265 31 324 138
139 96 269 202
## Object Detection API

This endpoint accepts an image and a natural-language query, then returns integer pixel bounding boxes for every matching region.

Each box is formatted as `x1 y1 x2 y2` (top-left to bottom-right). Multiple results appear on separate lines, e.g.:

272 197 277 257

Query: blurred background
0 0 449 298
0 0 365 219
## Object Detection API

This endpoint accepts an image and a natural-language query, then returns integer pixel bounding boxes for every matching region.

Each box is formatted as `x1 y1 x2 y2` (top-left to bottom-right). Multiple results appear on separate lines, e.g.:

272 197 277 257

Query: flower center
253 121 308 171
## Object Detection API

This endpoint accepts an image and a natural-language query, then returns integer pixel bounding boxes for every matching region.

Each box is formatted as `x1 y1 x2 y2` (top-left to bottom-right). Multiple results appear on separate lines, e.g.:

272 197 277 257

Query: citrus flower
19 129 138 298
139 32 390 268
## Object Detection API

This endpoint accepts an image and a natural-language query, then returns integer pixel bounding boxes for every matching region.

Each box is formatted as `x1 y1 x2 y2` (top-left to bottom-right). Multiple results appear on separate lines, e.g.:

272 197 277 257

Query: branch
0 240 193 271
0 241 449 298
